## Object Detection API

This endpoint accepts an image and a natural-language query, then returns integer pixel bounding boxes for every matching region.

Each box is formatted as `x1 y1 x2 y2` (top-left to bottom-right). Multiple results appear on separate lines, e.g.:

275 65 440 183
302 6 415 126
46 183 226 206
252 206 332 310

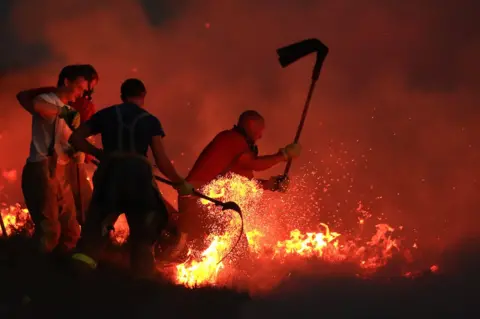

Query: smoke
0 0 479 248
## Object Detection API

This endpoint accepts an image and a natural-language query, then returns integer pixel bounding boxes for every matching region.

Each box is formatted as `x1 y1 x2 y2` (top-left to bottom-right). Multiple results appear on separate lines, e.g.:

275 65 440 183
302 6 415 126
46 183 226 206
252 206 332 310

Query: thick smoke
0 0 478 248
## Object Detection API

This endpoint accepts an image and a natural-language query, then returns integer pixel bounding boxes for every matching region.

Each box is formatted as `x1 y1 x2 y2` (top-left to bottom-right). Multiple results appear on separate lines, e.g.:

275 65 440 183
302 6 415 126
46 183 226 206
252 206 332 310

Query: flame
170 173 407 288
0 172 421 290
0 203 33 236
175 233 229 288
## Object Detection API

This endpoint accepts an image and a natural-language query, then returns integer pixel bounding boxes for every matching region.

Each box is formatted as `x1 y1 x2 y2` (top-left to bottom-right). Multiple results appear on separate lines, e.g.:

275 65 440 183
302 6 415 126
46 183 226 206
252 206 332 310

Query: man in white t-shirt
20 65 91 256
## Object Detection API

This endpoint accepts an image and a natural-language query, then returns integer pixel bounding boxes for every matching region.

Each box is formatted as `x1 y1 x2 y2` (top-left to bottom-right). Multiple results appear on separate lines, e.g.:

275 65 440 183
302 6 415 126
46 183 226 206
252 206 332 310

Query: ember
169 173 409 288
0 172 425 290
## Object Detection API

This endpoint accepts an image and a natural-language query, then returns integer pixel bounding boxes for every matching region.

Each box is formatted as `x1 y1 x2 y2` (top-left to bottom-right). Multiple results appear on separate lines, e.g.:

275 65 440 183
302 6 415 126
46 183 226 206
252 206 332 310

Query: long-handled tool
91 159 244 264
146 170 244 265
276 38 329 177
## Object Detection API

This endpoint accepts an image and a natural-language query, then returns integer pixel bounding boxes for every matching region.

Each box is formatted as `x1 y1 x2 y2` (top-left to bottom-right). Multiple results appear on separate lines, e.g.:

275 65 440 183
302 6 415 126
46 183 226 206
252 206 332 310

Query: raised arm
16 87 56 115
31 96 63 121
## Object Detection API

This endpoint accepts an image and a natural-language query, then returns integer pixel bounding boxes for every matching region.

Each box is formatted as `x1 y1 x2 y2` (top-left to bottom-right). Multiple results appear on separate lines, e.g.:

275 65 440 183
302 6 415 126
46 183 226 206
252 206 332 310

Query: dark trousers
74 155 168 275
21 160 80 253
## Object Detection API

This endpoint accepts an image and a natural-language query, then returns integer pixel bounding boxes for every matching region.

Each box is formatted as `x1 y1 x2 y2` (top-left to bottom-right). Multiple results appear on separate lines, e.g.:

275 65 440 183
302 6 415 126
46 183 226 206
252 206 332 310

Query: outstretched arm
150 136 185 184
236 151 286 172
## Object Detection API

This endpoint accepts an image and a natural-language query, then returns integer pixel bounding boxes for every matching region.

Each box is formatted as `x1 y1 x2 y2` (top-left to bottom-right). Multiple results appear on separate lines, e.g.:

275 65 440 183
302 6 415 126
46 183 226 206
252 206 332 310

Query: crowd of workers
16 64 302 279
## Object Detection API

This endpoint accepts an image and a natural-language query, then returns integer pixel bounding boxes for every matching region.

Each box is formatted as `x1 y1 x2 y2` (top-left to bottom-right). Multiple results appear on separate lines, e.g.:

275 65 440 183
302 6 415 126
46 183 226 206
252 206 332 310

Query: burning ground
0 167 477 317
0 0 479 317
1 167 437 291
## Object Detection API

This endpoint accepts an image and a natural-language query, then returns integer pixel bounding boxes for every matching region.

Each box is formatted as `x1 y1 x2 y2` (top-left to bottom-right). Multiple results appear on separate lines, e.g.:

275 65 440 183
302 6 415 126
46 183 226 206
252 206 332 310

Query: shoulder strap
115 107 150 153
115 107 124 152
128 113 149 152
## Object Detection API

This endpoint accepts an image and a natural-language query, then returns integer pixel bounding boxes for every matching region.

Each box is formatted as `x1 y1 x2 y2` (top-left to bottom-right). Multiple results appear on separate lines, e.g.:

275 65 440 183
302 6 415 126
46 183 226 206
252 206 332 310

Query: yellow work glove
279 143 302 160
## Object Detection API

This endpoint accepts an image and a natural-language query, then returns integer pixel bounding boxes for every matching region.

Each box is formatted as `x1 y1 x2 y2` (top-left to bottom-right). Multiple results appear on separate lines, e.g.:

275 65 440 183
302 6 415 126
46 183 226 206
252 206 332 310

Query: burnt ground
0 234 478 319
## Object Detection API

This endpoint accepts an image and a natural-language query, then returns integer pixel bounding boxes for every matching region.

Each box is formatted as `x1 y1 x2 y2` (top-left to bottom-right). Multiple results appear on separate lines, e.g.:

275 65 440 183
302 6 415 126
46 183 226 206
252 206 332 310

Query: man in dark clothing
69 78 194 276
17 64 99 225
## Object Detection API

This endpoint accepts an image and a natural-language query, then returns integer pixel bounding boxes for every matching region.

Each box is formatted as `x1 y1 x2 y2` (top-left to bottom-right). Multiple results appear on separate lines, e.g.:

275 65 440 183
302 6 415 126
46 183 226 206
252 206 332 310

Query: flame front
0 173 426 290
169 174 407 288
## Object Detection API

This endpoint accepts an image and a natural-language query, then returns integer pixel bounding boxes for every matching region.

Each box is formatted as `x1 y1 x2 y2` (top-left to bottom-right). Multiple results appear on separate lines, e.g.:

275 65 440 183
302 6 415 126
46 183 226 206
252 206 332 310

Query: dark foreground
0 235 478 319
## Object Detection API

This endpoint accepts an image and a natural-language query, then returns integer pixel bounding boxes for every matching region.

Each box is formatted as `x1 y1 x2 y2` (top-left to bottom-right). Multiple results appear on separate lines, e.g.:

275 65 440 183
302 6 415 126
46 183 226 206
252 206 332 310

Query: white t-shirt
27 93 74 165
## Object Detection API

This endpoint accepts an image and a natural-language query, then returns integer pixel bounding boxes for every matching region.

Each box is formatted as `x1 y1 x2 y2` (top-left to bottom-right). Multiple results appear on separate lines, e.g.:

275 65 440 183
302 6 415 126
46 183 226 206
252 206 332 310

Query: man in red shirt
168 110 301 260
17 64 99 225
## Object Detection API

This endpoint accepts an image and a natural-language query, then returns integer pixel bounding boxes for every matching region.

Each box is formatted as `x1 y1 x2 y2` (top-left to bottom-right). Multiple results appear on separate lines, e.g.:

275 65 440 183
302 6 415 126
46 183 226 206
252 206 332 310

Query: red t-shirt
186 129 255 187
70 97 96 124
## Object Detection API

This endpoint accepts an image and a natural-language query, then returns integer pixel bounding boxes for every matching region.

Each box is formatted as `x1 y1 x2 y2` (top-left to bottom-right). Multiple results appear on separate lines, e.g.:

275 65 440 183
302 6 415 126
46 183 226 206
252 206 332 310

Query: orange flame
0 173 418 290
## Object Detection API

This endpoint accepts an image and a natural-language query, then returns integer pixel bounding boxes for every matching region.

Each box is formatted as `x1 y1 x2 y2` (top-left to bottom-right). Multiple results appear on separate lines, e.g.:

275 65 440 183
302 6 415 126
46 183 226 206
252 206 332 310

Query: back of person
87 103 160 213
70 78 193 276
89 102 162 157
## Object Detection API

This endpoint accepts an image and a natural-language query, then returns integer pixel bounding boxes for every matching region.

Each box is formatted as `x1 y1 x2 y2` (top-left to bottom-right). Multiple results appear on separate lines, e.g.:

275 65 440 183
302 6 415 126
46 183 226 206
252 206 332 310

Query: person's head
120 78 147 107
237 110 265 141
56 65 91 102
79 64 99 99
57 64 99 100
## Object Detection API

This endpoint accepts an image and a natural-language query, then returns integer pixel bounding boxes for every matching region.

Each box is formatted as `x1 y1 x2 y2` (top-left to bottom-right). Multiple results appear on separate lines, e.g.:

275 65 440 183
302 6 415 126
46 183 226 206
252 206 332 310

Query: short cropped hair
56 64 99 87
120 78 146 102
237 110 264 126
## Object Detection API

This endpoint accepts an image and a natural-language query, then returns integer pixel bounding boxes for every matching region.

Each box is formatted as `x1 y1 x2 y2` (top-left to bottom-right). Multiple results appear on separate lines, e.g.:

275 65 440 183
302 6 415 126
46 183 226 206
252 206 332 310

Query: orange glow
0 173 427 291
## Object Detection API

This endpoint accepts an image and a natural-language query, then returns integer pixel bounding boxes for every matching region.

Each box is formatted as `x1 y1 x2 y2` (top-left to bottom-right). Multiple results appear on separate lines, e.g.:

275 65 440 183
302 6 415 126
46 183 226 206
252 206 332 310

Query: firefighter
68 78 194 277
18 65 91 256
17 64 99 225
168 110 301 261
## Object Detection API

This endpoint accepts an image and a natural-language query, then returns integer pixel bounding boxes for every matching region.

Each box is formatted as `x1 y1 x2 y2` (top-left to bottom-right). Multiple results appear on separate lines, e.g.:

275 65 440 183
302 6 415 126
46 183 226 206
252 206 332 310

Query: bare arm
236 151 286 172
150 136 184 184
69 124 103 160
16 87 56 115
31 96 62 121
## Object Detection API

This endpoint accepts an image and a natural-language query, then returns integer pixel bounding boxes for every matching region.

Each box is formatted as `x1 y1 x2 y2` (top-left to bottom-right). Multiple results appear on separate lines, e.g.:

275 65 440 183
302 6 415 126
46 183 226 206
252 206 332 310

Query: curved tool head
221 201 242 214
277 38 329 80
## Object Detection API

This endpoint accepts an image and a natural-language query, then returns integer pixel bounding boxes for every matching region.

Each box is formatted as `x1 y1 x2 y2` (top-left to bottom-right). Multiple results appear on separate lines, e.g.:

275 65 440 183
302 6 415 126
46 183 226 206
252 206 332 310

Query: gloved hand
175 180 195 196
279 143 302 160
59 105 80 130
268 175 290 192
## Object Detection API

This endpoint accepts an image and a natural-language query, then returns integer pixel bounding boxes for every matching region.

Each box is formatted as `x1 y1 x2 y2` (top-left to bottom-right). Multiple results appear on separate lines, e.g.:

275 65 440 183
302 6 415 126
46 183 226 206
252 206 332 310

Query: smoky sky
0 0 479 247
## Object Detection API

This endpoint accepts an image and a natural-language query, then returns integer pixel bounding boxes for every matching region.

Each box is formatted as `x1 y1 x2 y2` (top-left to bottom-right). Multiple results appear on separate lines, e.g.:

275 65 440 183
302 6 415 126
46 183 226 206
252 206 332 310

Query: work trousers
21 160 80 253
74 155 168 275
65 161 92 225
